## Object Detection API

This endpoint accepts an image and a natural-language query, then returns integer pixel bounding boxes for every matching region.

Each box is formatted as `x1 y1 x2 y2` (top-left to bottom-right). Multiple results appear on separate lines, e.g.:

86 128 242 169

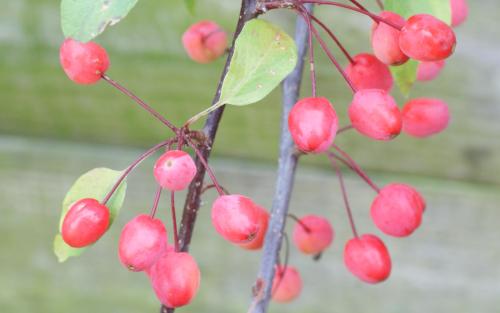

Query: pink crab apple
348 89 402 140
417 60 446 81
371 183 426 237
271 265 302 303
288 97 338 153
211 194 262 244
118 214 167 272
149 252 201 308
451 0 468 27
344 234 391 284
59 38 109 84
61 198 110 248
154 150 197 191
399 14 456 62
371 11 409 65
402 98 450 138
239 206 269 250
182 20 228 64
345 53 393 91
292 215 334 255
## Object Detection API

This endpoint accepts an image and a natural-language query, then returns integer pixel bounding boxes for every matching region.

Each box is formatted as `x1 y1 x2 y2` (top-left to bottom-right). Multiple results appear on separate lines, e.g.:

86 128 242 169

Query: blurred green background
1 0 499 312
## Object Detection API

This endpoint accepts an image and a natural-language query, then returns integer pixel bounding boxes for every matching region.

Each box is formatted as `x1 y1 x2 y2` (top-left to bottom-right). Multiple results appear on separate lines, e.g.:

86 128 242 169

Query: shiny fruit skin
345 53 393 91
153 150 197 191
292 215 334 255
239 206 269 250
271 265 302 303
61 198 110 248
402 98 450 138
59 38 109 84
182 20 228 64
371 11 409 65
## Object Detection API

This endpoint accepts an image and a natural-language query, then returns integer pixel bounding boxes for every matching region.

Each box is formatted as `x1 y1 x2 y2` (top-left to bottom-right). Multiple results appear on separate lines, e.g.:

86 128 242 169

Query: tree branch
248 4 313 313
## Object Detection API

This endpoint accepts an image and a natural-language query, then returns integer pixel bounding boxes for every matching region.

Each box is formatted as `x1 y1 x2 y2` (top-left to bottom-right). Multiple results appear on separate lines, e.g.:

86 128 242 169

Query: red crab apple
239 206 269 250
272 265 302 303
292 215 334 255
118 214 167 272
451 0 468 27
154 150 197 191
399 14 456 61
371 11 409 65
211 194 262 244
417 60 446 81
288 97 338 153
149 252 201 308
344 234 391 284
345 53 393 91
182 20 228 64
370 183 426 237
402 98 450 138
348 89 402 140
59 38 109 84
61 198 110 248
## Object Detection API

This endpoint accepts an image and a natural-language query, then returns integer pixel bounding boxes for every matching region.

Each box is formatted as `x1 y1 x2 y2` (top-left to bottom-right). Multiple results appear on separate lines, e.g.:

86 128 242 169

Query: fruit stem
307 12 355 64
171 191 180 252
327 153 359 238
101 138 176 205
200 183 230 195
149 186 162 218
337 124 353 134
297 7 317 97
376 0 384 11
287 213 311 233
101 75 177 132
346 0 377 23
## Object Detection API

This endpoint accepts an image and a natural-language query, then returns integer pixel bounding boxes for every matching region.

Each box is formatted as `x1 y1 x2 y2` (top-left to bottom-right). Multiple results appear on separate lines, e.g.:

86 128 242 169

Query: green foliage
184 0 196 14
61 0 139 42
54 168 127 262
384 0 452 96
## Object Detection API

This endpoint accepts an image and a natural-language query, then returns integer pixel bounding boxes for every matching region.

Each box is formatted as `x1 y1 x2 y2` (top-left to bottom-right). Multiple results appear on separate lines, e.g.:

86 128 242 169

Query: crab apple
288 97 338 153
182 20 228 64
239 206 269 250
149 252 201 308
371 183 426 237
344 234 391 284
451 0 468 27
271 265 302 303
348 89 402 140
211 194 262 244
154 150 197 191
61 198 110 248
59 38 109 84
118 214 167 272
399 14 456 62
292 215 334 255
345 53 393 91
417 60 446 81
371 11 409 65
402 98 450 138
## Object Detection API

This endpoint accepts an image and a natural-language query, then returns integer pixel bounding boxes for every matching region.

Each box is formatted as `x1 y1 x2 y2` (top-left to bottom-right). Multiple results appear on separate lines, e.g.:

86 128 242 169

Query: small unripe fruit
59 38 109 84
292 215 334 255
61 198 110 248
149 252 201 308
154 150 197 191
348 89 402 140
182 20 228 64
402 98 450 138
239 206 269 250
417 60 446 81
271 265 302 303
211 195 262 244
344 234 391 284
370 183 426 237
345 53 393 91
118 214 167 272
450 0 468 27
288 97 338 153
399 14 456 61
371 12 409 65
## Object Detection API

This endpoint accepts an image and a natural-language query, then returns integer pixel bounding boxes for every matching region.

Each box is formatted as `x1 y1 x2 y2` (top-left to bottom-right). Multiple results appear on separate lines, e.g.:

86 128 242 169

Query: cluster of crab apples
57 0 467 308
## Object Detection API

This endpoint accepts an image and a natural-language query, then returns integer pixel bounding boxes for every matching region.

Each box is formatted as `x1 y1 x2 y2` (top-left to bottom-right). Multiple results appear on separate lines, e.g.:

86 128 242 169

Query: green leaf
184 0 196 14
61 0 139 42
54 167 127 262
390 59 418 97
384 0 451 95
219 19 298 106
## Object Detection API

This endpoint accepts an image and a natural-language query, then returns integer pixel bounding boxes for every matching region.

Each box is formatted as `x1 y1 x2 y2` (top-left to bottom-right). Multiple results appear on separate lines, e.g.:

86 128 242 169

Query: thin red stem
200 184 230 195
102 75 177 132
327 151 379 193
327 153 359 238
287 213 311 233
297 8 317 97
149 186 162 218
337 124 353 134
346 0 377 23
102 139 176 205
171 191 180 252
